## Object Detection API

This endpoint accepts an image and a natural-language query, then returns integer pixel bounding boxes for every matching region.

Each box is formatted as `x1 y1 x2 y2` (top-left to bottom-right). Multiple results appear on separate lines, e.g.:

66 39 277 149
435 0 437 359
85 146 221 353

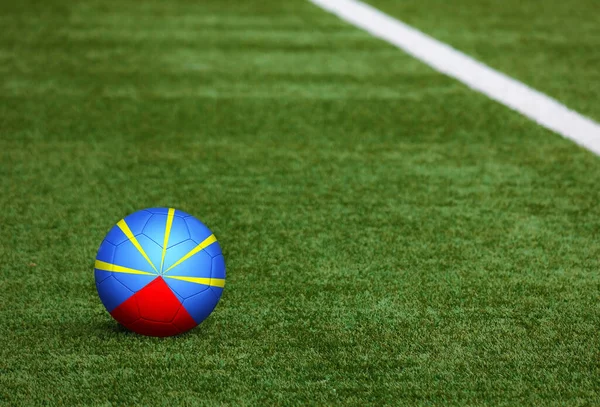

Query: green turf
1 0 599 405
366 0 600 122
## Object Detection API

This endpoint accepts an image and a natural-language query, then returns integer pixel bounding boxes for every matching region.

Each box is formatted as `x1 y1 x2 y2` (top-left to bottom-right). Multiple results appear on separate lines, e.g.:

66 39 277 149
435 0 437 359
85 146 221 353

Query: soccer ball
94 208 225 337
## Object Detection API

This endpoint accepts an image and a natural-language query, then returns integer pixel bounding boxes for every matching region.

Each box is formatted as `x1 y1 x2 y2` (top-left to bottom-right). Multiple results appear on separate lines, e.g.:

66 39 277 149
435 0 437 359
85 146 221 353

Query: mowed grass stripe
363 0 600 123
310 0 600 155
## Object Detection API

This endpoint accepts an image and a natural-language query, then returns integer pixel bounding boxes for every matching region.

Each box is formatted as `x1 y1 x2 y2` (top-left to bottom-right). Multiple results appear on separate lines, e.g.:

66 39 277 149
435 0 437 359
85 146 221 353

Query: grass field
1 0 599 405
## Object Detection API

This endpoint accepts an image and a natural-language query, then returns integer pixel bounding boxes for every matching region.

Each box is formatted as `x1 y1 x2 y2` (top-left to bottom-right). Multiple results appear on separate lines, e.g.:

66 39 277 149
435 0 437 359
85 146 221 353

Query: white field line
309 0 600 156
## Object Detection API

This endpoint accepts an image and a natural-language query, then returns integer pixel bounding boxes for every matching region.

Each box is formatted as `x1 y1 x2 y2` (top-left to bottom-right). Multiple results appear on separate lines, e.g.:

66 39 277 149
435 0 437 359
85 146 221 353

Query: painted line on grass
309 0 600 155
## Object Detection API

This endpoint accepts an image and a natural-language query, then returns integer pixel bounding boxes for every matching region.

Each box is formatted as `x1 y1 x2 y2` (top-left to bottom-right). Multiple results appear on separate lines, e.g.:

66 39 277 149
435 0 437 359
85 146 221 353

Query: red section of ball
135 277 182 323
110 295 140 325
109 276 198 337
172 304 198 333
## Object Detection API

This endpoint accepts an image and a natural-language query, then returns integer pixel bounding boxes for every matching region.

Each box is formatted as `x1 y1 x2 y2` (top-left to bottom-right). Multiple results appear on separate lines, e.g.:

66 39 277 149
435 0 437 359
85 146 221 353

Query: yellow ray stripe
160 208 176 273
94 260 156 276
163 234 217 274
117 219 158 273
164 275 225 288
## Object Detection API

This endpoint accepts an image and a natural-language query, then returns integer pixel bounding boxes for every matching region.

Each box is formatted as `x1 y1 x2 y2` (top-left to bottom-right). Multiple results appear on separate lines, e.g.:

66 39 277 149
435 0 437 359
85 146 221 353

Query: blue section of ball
96 275 134 312
211 286 224 299
167 217 190 248
95 240 116 283
141 214 168 246
211 255 226 279
185 217 213 244
113 236 160 274
135 234 163 268
142 214 190 249
112 273 157 292
164 242 212 278
95 268 112 283
165 278 210 299
123 210 153 235
104 225 127 245
204 241 222 258
182 289 220 324
96 240 116 263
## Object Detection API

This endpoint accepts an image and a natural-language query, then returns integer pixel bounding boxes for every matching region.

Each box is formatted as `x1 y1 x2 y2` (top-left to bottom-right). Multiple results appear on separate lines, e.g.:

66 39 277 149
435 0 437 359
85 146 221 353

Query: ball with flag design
94 208 225 337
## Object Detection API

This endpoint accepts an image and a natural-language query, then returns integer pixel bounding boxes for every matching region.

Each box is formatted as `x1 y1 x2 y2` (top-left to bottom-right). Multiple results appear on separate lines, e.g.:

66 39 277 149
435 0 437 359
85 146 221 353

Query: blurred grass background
1 0 599 405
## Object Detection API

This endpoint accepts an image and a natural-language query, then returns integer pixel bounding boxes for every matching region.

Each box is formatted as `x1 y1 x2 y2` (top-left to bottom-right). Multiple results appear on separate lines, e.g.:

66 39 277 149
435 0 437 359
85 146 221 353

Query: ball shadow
95 319 208 339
